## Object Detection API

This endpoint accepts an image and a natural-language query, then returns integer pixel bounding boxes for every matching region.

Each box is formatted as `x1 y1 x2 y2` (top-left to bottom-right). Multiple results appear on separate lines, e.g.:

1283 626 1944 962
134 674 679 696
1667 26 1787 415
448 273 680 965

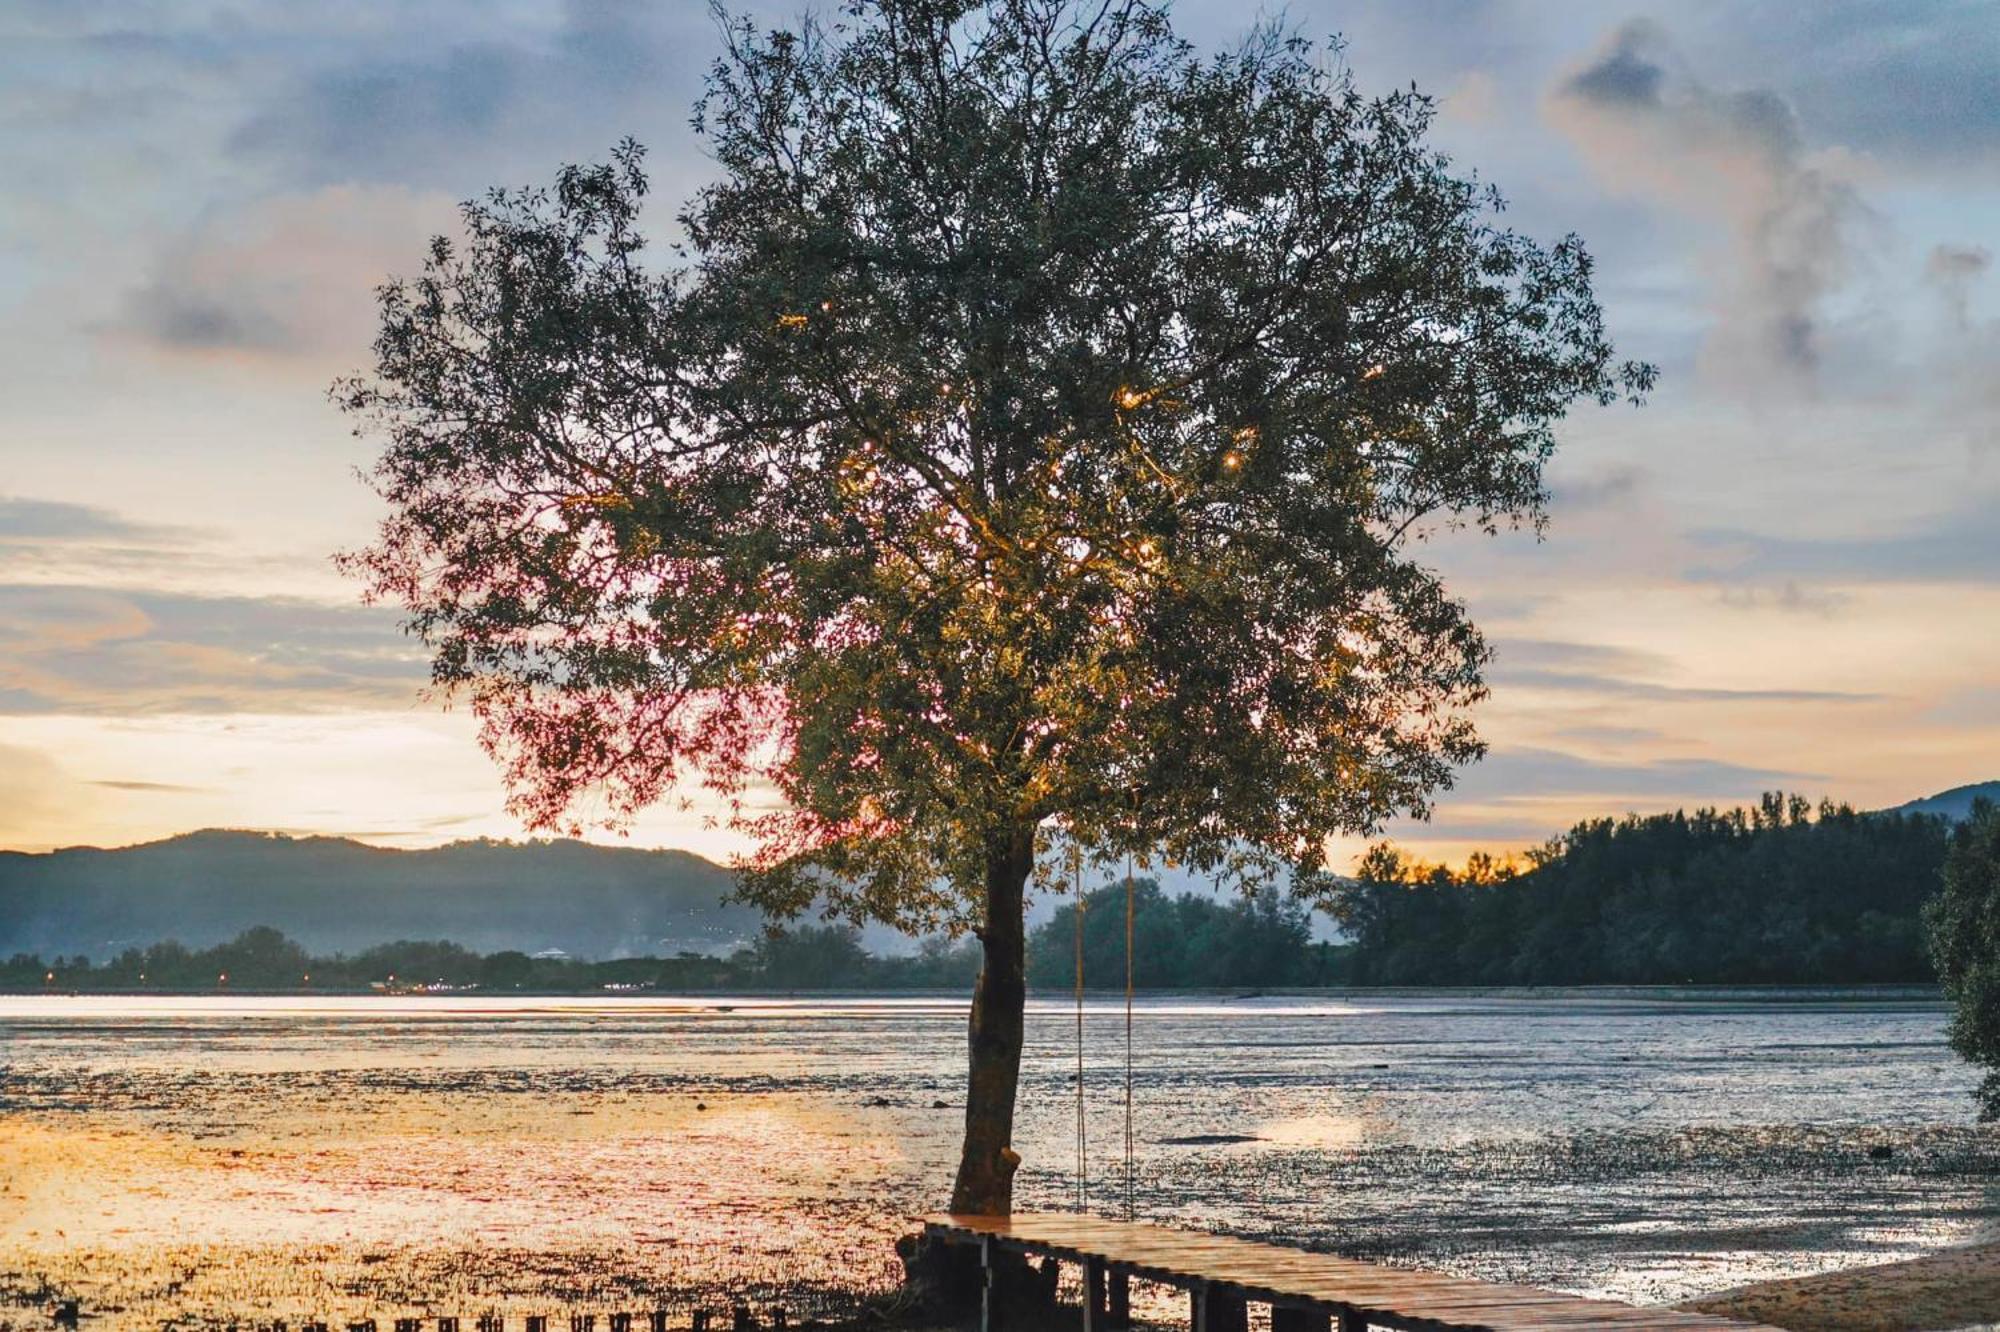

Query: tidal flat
2 993 1995 1329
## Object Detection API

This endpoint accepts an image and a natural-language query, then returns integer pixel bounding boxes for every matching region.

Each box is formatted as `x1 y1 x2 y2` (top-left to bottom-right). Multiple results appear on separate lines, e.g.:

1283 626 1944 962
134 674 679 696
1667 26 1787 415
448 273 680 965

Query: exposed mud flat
3 993 1995 1328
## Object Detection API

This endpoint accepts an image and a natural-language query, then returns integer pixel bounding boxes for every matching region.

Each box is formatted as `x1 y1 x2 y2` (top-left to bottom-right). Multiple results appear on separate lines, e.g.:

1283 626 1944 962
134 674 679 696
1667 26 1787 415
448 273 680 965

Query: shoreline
0 982 1948 1001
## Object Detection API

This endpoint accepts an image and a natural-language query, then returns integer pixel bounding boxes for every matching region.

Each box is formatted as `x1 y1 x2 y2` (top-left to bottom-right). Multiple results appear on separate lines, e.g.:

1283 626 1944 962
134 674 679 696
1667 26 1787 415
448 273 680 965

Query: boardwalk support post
1271 1307 1333 1332
1192 1284 1248 1332
1107 1268 1130 1330
1082 1257 1108 1332
981 1234 1001 1332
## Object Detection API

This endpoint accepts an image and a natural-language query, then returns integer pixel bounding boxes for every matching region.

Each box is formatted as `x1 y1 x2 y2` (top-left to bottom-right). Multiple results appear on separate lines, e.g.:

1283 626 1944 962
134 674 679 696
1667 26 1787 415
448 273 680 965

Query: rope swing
1073 844 1087 1212
1124 847 1136 1220
1068 833 1140 1221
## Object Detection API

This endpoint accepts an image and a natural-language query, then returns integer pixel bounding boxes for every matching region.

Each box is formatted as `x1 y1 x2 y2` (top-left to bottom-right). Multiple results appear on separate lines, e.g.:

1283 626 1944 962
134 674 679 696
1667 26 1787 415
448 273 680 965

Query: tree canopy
341 0 1646 918
339 0 1647 1212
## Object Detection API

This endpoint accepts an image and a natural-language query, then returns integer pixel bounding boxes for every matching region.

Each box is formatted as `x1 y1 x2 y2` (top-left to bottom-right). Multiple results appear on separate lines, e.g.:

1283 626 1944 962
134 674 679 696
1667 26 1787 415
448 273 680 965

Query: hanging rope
1123 847 1135 1220
1073 843 1087 1212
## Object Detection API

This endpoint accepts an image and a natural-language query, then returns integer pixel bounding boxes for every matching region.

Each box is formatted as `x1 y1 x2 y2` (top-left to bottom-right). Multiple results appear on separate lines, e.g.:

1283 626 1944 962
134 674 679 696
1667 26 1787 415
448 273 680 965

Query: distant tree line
4 883 1347 993
1328 793 1952 985
1028 879 1344 989
0 924 986 993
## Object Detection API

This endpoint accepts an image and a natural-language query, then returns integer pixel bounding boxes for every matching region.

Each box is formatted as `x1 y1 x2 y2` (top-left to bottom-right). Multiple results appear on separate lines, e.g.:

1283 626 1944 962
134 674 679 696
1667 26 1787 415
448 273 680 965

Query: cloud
1449 746 1818 803
1688 506 2000 586
0 584 424 716
1714 580 1851 617
1776 1 2000 170
88 779 208 793
0 497 196 544
1500 638 1665 674
1549 724 1672 747
0 535 308 596
225 2 714 191
1548 462 1645 513
113 185 457 363
1494 668 1876 705
0 496 325 601
1489 637 1878 703
1549 19 1870 380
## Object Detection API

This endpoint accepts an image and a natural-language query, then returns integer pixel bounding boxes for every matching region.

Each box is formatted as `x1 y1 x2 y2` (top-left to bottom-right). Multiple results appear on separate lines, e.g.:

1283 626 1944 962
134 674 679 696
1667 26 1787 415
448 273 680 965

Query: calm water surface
2 992 1994 1326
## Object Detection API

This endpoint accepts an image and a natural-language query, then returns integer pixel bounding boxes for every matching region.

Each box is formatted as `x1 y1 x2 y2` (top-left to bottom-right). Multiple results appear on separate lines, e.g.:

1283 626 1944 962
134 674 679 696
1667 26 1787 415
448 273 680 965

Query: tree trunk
949 822 1035 1214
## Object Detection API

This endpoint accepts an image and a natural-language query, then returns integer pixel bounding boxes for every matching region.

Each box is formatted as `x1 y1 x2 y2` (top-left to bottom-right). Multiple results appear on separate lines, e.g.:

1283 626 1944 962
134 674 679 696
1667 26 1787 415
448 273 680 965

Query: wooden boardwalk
924 1213 1784 1332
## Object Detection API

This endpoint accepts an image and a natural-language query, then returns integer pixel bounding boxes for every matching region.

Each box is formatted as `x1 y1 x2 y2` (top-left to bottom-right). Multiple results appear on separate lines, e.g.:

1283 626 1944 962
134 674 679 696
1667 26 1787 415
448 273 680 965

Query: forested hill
1891 781 2000 822
0 830 758 960
1329 794 1960 986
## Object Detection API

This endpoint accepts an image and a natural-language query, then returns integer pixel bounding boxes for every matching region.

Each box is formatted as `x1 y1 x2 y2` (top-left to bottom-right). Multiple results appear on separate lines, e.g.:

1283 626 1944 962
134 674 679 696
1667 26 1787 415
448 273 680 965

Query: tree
481 949 536 988
1927 801 2000 1118
203 926 312 988
339 0 1647 1214
750 923 877 987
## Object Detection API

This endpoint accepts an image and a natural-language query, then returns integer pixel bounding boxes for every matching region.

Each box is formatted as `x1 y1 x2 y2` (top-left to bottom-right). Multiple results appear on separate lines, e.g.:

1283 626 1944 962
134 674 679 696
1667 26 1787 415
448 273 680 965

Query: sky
1 0 1996 871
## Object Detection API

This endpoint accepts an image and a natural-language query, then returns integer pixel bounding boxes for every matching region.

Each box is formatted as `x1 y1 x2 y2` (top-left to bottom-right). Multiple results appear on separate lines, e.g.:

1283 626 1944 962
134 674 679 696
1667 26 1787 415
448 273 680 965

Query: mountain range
0 830 758 961
5 781 1993 962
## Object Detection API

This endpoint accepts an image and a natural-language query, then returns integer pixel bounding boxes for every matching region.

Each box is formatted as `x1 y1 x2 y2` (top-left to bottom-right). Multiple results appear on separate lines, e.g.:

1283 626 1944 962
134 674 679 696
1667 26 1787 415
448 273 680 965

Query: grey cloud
1549 724 1672 746
0 497 193 543
1498 638 1668 675
1450 746 1818 803
124 282 298 353
231 42 522 174
1493 667 1876 705
1549 463 1645 512
1565 40 1664 108
1688 507 2000 585
1776 0 2000 167
89 779 209 793
1552 19 1869 378
0 584 424 716
1490 635 1877 702
226 2 717 190
1714 580 1851 617
110 185 456 361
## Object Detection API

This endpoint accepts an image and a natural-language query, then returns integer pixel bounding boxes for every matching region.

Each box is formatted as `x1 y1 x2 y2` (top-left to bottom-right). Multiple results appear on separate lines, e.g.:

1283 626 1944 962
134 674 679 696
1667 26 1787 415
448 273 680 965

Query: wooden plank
924 1214 1784 1332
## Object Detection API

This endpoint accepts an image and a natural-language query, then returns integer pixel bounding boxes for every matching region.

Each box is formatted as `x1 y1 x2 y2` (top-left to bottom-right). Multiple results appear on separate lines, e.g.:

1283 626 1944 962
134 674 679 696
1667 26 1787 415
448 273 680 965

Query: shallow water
2 992 1995 1328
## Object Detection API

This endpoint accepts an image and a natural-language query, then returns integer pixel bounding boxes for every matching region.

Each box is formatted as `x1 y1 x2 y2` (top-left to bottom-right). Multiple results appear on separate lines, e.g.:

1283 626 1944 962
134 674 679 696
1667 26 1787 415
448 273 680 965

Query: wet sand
1687 1242 2000 1331
4 993 1994 1329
